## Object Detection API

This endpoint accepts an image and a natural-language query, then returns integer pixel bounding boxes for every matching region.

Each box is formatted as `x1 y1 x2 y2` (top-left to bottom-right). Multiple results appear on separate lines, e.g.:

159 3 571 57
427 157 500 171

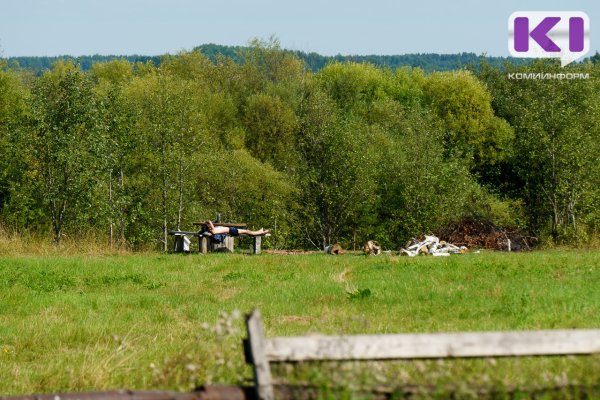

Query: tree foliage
423 70 514 173
28 61 101 243
1 43 599 249
478 60 600 243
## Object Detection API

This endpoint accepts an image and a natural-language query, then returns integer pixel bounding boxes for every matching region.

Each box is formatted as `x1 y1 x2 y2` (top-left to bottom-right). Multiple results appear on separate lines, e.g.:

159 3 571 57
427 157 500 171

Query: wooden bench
243 309 600 400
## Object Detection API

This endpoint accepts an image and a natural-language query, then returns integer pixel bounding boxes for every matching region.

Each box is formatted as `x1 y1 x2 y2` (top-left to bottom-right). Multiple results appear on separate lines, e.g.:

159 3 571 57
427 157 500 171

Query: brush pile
400 235 467 257
438 218 532 251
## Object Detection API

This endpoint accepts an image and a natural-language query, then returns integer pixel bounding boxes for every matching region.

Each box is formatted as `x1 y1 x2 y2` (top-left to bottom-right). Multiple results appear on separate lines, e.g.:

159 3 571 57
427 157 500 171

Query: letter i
569 17 584 52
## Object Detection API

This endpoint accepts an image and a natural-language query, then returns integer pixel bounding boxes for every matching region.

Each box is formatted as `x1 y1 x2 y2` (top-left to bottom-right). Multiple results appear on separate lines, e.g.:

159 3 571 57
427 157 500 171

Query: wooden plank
168 230 200 235
193 222 247 228
264 329 600 362
246 310 274 400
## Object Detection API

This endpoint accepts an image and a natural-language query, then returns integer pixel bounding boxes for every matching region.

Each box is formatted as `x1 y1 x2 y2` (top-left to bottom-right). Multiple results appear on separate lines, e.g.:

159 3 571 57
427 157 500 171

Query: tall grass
0 251 599 395
0 225 141 256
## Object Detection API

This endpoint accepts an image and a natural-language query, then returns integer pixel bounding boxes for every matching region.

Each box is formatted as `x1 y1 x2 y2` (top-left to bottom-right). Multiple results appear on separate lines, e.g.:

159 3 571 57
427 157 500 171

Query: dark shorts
229 227 239 237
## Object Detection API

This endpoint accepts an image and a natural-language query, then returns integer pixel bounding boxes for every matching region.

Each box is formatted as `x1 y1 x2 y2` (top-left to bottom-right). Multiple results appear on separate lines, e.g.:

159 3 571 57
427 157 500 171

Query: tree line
4 54 162 76
4 47 508 75
194 43 527 72
16 43 600 76
1 39 599 250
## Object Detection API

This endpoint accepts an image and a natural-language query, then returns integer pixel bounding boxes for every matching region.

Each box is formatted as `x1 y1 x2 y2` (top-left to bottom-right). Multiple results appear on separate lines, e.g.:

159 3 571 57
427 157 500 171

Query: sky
0 0 598 58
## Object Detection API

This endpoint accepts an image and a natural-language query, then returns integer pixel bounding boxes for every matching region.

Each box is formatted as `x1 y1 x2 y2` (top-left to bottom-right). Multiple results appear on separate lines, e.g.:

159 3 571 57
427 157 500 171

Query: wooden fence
244 309 600 400
3 310 600 400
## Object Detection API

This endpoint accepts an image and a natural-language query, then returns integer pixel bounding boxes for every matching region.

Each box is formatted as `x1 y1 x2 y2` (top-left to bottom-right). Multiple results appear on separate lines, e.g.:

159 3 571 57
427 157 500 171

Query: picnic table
169 221 264 254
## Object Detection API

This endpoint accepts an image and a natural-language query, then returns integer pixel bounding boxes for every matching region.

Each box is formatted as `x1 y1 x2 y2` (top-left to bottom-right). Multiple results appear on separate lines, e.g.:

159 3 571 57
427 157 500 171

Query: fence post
246 309 274 400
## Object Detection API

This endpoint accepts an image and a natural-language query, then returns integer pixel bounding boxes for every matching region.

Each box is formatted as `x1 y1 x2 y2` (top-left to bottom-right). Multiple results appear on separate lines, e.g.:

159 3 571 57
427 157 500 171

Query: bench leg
200 236 208 254
225 236 234 253
174 235 183 252
253 236 262 255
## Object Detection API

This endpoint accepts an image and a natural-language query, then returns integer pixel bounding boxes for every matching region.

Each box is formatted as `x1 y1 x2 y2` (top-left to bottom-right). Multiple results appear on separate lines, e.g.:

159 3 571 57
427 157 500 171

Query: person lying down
203 220 271 237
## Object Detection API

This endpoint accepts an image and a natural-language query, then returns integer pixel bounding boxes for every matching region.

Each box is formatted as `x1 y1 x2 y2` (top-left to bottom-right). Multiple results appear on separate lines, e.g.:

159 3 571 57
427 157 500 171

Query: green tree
242 36 306 86
375 109 481 247
194 148 298 248
297 84 380 249
127 69 212 250
0 62 29 221
422 70 514 174
243 93 299 173
479 60 600 243
29 61 101 244
91 60 136 246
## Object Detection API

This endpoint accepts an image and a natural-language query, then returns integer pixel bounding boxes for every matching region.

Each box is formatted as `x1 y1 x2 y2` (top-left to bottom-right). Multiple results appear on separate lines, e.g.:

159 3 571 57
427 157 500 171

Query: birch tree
30 61 100 244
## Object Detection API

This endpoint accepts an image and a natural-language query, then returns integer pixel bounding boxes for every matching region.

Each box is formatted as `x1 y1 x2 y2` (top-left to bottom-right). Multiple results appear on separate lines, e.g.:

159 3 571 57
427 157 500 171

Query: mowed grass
0 250 599 395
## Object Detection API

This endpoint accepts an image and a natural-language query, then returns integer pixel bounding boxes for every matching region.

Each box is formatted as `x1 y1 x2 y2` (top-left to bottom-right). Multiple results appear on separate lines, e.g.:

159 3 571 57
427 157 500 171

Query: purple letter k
514 17 561 52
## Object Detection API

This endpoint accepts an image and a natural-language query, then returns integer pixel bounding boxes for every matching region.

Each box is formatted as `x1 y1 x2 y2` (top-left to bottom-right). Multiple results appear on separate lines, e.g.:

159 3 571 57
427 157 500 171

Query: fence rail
264 329 600 361
244 309 600 400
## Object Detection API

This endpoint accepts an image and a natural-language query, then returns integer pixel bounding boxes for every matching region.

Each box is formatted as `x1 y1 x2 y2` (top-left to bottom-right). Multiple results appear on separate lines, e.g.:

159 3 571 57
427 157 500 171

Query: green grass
0 251 599 396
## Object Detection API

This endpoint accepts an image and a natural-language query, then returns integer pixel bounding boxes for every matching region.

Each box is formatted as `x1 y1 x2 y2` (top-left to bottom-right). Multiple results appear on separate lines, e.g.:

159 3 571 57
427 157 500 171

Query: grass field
0 250 599 396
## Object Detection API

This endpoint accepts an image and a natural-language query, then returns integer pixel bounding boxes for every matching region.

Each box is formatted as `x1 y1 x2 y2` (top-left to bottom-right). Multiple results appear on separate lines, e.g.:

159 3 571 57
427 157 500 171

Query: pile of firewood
400 235 467 257
325 243 344 255
363 240 381 255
